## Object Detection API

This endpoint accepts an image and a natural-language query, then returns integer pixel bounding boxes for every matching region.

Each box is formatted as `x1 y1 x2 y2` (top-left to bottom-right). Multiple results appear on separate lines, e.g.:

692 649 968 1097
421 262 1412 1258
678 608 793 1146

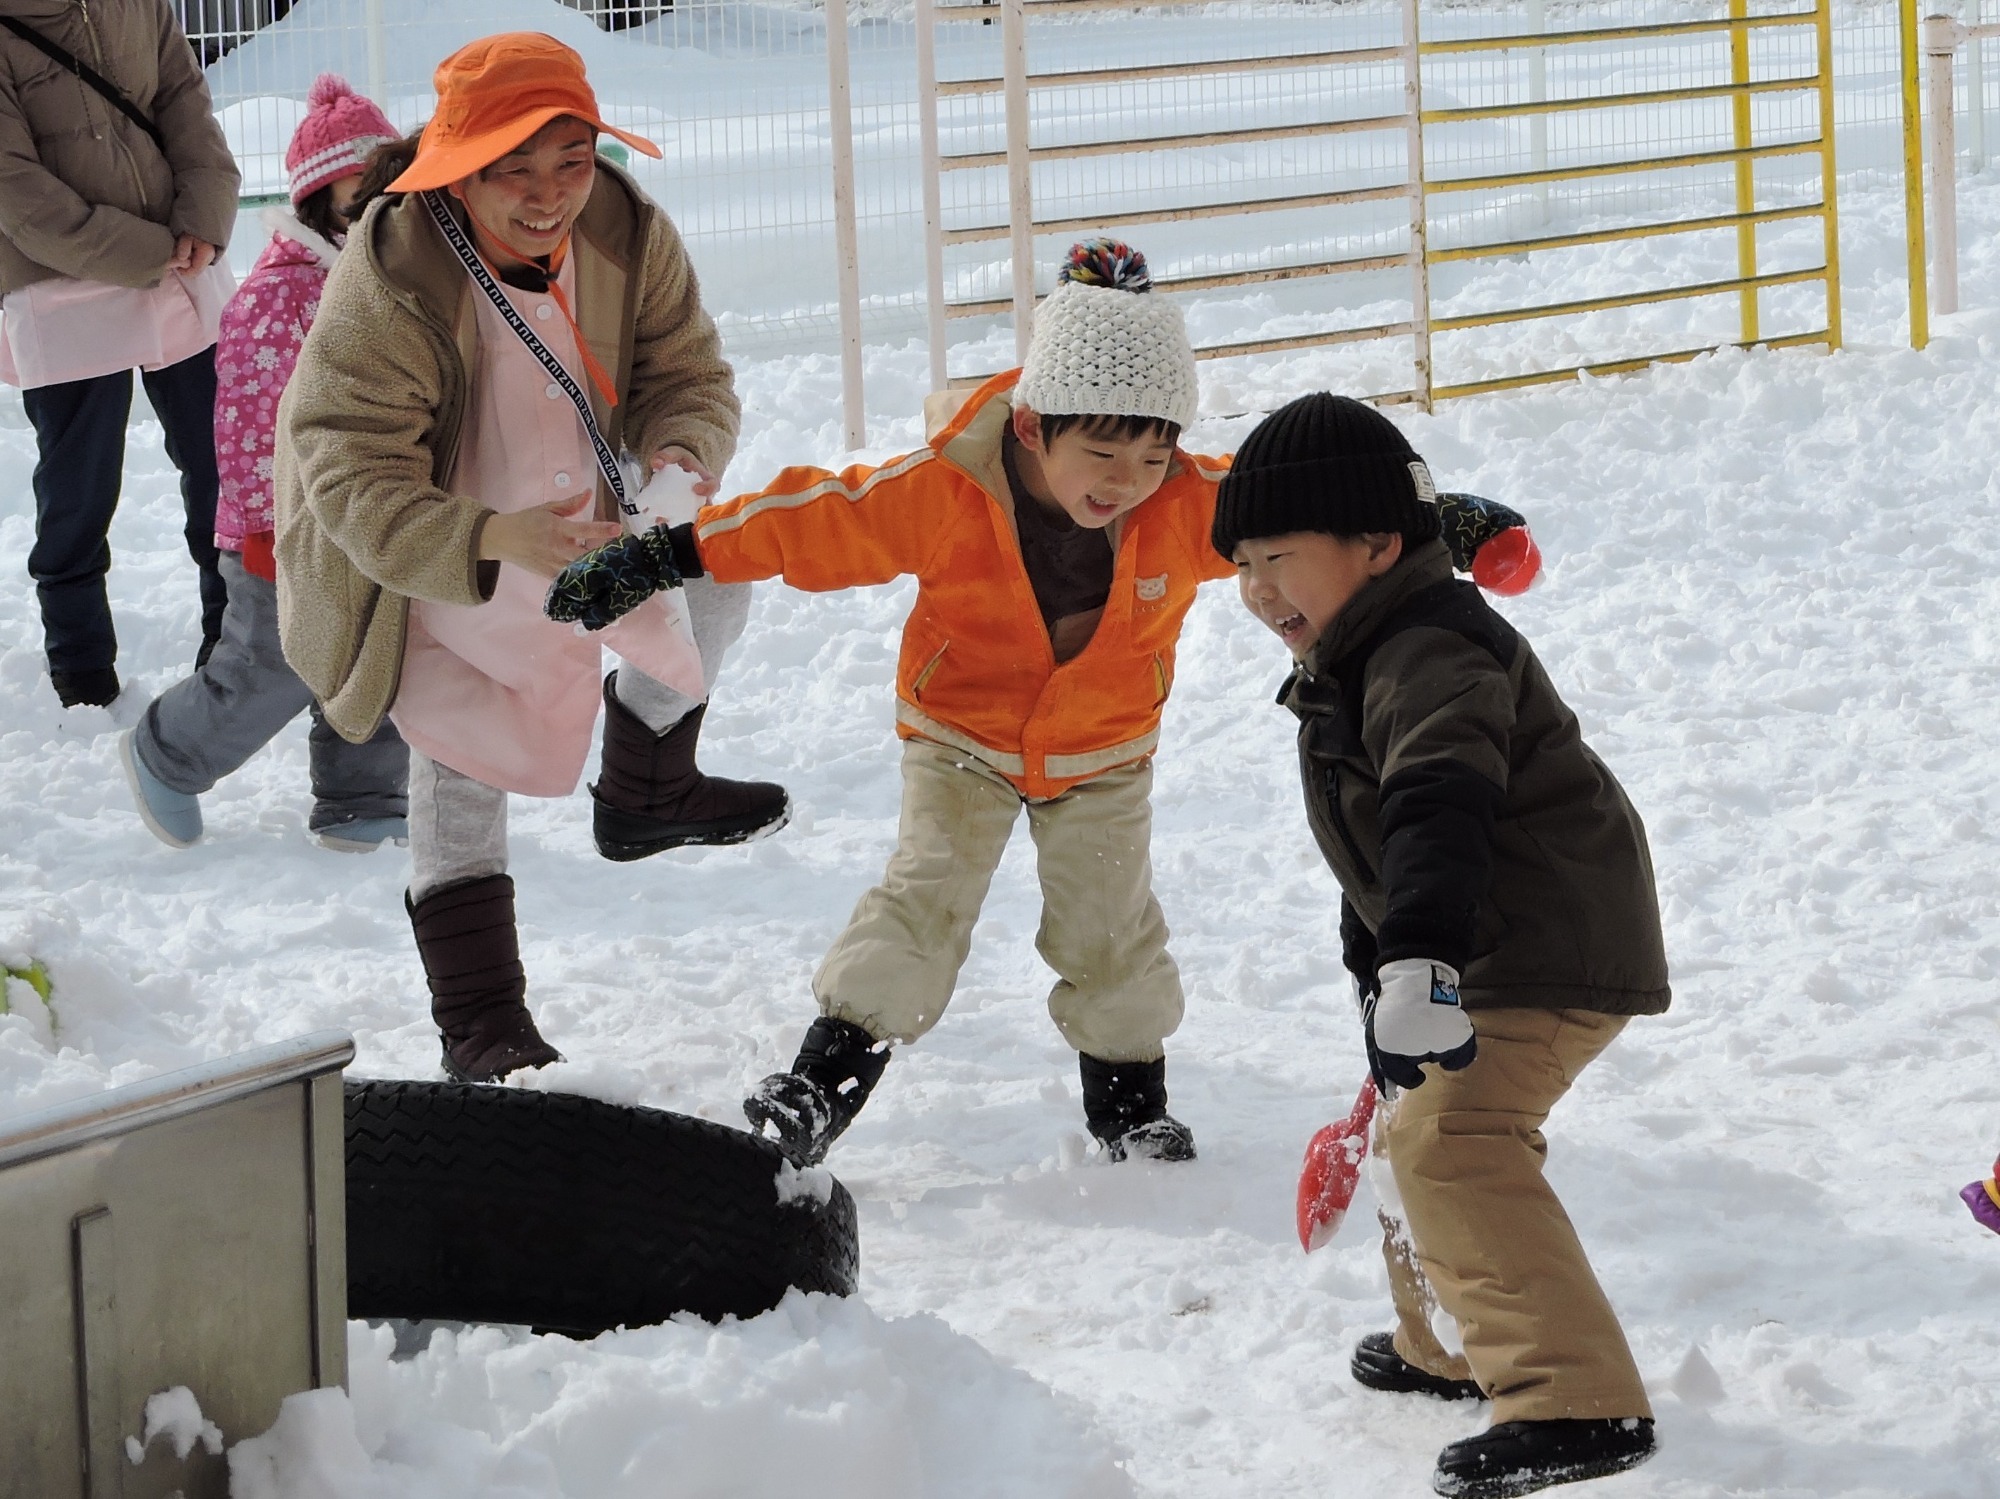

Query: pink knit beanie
286 74 397 207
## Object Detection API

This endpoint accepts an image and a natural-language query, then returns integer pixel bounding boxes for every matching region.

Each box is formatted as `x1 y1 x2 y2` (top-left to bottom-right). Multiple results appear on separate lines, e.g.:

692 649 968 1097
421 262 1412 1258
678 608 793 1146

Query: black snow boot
1079 1054 1196 1162
1432 1417 1657 1499
592 676 790 861
1351 1332 1485 1401
51 666 120 708
743 1016 890 1164
408 874 562 1083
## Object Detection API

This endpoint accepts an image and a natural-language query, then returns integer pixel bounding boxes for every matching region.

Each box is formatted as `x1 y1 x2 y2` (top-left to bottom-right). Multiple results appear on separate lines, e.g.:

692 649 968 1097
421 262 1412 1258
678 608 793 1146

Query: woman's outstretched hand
478 496 621 579
651 446 718 499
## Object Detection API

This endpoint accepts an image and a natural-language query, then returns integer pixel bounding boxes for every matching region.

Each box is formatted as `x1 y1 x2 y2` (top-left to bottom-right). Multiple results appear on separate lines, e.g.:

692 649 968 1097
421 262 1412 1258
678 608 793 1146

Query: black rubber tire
344 1080 859 1335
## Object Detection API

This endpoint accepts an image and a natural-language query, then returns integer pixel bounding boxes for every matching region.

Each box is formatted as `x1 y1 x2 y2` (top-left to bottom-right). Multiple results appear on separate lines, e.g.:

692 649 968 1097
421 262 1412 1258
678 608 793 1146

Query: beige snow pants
813 737 1184 1061
1376 1005 1652 1426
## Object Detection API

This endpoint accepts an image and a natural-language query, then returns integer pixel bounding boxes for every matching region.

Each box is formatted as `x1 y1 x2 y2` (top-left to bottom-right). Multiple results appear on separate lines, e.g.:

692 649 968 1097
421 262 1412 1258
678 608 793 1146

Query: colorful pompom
1060 239 1152 293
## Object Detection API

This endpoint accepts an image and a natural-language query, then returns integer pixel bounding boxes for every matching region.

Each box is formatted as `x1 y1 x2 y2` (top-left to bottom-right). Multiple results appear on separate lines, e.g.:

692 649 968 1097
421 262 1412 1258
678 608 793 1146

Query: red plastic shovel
1296 1076 1379 1253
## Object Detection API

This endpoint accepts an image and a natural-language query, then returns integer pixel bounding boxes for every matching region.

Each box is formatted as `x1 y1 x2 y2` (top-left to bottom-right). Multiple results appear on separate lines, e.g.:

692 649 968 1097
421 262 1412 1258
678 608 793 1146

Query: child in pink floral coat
120 76 411 851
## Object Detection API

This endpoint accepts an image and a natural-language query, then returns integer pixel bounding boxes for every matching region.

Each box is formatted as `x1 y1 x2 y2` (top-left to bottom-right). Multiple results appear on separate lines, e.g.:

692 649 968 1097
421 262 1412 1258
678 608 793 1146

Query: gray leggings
134 552 407 831
407 575 750 901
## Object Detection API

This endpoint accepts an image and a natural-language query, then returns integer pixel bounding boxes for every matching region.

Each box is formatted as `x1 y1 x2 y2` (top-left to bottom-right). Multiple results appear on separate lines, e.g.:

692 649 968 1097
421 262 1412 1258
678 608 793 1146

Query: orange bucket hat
388 32 660 193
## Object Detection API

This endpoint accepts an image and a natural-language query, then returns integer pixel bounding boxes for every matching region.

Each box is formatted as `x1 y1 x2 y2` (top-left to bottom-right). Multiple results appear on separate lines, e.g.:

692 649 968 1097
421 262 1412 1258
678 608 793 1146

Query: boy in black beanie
1213 393 1668 1499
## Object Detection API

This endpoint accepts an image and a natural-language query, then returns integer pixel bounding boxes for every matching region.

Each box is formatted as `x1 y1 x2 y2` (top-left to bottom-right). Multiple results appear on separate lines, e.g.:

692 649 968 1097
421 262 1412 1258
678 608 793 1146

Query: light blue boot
314 816 410 853
119 730 202 848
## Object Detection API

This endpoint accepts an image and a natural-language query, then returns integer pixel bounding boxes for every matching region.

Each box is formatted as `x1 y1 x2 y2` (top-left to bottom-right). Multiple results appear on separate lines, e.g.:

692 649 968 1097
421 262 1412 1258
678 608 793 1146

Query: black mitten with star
1436 492 1527 573
544 522 704 631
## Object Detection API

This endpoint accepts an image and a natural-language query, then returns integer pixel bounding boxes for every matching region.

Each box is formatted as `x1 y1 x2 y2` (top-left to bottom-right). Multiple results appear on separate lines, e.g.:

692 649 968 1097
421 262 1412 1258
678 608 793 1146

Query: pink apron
391 253 704 796
0 263 234 389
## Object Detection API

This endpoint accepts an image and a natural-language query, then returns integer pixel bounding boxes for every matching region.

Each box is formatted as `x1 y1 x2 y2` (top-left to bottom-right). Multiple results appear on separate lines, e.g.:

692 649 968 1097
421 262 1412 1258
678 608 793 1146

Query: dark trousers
22 346 225 676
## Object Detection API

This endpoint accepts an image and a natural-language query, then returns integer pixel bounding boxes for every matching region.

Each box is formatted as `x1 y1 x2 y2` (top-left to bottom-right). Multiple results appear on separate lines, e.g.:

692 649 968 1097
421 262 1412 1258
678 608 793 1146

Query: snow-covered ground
6 139 2000 1499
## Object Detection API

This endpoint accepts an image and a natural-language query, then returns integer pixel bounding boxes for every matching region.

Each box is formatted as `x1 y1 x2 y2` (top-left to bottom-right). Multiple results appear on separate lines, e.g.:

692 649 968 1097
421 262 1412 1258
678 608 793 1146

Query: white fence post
1926 14 1964 315
1973 0 1988 173
1527 0 1548 226
825 0 867 449
916 0 949 392
365 0 386 112
1001 0 1034 363
1405 0 1432 406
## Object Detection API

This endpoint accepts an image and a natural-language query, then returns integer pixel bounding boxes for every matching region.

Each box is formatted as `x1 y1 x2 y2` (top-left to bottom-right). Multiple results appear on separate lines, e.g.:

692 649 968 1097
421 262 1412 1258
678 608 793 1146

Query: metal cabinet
0 1033 352 1499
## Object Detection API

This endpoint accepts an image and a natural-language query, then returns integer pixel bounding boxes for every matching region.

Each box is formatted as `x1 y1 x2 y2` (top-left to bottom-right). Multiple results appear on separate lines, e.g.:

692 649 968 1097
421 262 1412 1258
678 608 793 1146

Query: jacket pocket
1151 653 1170 708
1324 764 1378 885
911 640 949 702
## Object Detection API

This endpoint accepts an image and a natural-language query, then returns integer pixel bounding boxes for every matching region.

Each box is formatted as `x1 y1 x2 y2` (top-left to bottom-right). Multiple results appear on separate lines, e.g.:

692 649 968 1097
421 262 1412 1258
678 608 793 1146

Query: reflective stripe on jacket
694 370 1233 799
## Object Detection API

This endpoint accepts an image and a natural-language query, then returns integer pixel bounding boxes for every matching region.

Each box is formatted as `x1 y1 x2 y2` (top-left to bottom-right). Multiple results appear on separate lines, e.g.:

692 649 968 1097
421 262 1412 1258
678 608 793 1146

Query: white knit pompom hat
1012 240 1198 431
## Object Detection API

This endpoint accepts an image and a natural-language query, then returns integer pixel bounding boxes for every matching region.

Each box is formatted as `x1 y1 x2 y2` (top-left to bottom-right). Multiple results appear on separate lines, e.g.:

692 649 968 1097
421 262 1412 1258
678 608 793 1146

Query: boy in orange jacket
701 241 1224 1163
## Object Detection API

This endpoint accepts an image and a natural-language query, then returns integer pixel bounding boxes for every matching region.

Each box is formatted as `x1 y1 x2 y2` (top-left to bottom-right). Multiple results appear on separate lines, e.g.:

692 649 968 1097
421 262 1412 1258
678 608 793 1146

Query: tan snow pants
1376 1005 1652 1425
813 737 1184 1062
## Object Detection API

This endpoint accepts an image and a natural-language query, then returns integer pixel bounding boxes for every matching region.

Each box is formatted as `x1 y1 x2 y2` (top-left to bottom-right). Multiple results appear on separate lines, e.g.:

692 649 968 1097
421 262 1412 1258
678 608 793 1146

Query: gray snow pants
407 575 752 902
133 552 407 832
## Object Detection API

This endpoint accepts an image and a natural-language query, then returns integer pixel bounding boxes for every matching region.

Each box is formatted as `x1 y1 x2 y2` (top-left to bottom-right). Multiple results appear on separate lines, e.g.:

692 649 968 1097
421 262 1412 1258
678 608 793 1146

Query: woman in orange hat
273 33 787 1082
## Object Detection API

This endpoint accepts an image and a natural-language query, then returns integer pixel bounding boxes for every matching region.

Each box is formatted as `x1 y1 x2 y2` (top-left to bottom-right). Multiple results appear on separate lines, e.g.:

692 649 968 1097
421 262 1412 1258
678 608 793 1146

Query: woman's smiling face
450 116 598 265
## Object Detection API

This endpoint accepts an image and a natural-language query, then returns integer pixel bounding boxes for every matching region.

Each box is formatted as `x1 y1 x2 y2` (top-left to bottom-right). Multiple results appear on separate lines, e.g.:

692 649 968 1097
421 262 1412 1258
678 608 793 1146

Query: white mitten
1364 958 1476 1091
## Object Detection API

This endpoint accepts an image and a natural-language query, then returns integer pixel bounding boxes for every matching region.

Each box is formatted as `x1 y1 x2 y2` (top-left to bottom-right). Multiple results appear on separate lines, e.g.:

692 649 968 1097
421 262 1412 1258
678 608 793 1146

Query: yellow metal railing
920 0 1858 406
1902 0 1931 346
1417 0 1842 403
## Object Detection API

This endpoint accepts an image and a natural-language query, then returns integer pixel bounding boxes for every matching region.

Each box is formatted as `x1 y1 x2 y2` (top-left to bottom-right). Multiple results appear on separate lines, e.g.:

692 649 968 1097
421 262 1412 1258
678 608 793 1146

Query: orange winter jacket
694 370 1233 799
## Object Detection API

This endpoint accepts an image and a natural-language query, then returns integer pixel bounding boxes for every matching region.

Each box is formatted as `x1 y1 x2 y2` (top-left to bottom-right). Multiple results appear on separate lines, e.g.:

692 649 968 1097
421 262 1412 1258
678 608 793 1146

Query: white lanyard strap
421 190 629 514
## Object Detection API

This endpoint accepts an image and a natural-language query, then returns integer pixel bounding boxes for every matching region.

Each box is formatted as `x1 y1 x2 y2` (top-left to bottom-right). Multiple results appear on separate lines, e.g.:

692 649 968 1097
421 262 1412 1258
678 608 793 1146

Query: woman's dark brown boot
407 874 562 1082
592 676 790 862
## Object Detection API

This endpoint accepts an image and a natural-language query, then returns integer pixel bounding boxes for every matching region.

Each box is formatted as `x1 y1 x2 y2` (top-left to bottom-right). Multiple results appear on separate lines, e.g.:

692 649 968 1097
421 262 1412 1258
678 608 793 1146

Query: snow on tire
344 1080 859 1335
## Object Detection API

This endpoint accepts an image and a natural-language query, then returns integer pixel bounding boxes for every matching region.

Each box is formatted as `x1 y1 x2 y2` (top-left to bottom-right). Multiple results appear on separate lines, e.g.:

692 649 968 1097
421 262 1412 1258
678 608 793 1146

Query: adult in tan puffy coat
275 33 786 1082
1 0 240 707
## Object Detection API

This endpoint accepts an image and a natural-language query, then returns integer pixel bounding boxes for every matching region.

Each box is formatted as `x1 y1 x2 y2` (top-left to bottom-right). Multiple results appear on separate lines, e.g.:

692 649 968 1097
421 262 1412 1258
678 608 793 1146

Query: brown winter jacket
273 163 739 742
0 0 238 293
1285 539 1671 1016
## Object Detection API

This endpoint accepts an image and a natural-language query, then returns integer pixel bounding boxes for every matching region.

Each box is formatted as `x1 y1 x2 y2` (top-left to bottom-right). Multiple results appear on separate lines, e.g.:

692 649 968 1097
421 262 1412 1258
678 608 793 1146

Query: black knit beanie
1210 392 1443 560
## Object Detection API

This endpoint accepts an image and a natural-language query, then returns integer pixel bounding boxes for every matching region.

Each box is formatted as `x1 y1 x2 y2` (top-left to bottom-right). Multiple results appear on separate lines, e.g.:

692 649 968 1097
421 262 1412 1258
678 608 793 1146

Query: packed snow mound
229 1296 1133 1499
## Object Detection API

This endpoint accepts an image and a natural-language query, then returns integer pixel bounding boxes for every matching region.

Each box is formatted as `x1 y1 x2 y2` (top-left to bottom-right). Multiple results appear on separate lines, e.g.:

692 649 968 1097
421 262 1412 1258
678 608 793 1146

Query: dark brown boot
592 675 790 862
407 874 562 1082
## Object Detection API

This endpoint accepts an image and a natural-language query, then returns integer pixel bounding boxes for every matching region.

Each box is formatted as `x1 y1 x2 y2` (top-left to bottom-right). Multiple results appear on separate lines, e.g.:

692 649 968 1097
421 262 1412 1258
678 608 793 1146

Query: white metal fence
191 1 1992 372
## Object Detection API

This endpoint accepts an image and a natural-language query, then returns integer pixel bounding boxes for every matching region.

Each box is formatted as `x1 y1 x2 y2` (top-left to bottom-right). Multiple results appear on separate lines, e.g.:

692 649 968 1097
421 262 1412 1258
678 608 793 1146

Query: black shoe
1432 1418 1657 1499
51 666 120 708
593 680 789 860
1106 1114 1196 1162
1079 1053 1196 1162
1351 1332 1485 1401
744 1072 843 1163
742 1017 889 1163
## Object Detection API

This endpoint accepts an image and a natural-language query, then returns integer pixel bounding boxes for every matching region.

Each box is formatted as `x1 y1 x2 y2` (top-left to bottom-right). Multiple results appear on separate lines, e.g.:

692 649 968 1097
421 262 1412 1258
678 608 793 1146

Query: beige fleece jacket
273 164 739 742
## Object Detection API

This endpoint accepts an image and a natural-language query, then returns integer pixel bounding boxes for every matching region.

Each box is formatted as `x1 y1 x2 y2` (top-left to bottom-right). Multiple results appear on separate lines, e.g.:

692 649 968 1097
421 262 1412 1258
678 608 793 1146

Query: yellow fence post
1816 0 1843 348
1902 0 1931 348
1730 0 1759 343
